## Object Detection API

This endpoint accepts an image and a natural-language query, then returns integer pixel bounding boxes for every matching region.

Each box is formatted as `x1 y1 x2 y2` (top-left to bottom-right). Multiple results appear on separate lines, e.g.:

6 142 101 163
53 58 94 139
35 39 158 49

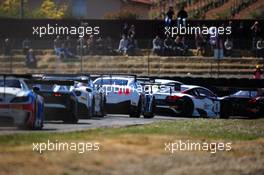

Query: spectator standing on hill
177 6 188 27
253 65 263 79
22 38 31 55
165 6 174 26
25 49 37 68
3 38 12 56
251 21 261 50
152 35 163 56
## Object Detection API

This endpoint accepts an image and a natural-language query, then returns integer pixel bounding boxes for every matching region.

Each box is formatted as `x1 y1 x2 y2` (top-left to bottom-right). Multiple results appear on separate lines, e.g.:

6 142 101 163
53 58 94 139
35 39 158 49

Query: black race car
33 80 79 123
220 90 264 118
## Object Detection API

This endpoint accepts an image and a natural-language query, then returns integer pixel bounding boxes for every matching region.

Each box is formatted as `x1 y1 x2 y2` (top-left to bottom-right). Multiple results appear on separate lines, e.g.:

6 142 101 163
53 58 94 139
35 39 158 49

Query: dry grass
0 119 264 175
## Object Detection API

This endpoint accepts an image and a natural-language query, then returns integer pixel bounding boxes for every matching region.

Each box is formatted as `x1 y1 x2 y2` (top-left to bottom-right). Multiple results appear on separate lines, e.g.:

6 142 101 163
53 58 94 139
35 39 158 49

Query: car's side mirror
199 94 207 98
86 88 92 93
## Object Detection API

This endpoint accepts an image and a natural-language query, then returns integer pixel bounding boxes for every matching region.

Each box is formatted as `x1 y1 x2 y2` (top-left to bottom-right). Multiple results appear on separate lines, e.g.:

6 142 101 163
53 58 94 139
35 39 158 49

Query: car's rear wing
25 80 75 86
0 74 33 79
33 74 91 83
91 74 137 81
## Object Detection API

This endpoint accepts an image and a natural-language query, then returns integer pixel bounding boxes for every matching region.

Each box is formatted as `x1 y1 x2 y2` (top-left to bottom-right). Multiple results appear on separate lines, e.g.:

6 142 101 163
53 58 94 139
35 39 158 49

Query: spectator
54 36 63 57
65 36 75 55
22 38 31 55
122 23 129 37
87 35 96 55
195 31 206 56
95 36 104 55
164 35 174 56
25 49 37 68
224 37 233 57
256 38 264 58
251 21 261 50
128 25 136 37
3 38 12 56
152 35 163 56
177 6 188 27
105 36 114 55
165 6 174 26
127 35 137 56
76 37 86 55
118 35 128 55
253 65 262 79
173 36 185 56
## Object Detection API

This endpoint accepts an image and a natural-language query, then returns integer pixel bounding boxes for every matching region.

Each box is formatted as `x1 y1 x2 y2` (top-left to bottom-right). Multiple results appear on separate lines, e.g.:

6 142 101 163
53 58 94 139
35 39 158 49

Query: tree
32 0 67 19
0 0 20 18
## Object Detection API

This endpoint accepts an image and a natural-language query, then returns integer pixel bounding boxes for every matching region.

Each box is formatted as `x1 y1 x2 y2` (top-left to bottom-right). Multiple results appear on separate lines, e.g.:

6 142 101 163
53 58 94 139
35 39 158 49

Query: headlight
11 96 30 103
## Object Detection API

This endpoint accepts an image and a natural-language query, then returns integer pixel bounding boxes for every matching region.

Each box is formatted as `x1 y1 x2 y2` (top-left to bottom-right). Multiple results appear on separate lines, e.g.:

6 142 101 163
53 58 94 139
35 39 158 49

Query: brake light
118 89 123 95
249 98 257 104
54 93 61 97
124 88 131 95
166 95 181 101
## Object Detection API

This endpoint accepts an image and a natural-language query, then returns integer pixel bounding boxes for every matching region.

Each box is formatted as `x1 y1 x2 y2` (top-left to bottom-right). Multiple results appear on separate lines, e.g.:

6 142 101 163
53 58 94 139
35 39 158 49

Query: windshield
232 91 257 98
0 80 21 88
94 78 128 86
157 86 186 93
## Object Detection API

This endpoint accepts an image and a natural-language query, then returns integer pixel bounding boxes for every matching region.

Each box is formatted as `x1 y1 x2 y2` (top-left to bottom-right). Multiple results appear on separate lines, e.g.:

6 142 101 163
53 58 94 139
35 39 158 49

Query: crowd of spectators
1 19 263 62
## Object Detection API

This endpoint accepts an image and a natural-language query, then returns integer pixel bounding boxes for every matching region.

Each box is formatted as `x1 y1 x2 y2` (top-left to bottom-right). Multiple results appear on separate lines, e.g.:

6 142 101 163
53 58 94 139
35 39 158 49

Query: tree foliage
0 0 67 19
32 0 67 19
0 0 20 18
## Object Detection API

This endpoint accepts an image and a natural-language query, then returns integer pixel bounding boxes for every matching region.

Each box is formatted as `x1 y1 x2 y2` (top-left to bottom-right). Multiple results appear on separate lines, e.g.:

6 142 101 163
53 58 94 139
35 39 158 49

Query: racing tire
63 114 78 124
129 98 142 118
88 98 95 119
97 95 106 117
143 99 156 119
178 97 194 117
33 102 44 130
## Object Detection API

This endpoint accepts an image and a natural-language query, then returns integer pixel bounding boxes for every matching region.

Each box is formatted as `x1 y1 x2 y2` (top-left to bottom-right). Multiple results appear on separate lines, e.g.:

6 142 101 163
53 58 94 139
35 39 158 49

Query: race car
220 90 264 118
41 75 105 118
32 79 80 123
0 75 44 129
154 84 220 118
93 75 143 118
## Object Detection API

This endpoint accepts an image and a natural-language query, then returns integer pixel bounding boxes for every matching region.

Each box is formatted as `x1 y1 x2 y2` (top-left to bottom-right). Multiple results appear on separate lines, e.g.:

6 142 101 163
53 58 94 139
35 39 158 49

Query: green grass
0 118 264 146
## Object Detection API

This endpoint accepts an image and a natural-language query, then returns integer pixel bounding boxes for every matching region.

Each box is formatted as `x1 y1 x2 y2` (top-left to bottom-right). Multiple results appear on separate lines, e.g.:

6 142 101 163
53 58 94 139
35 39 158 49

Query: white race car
93 75 142 118
154 84 220 118
0 76 44 129
41 75 105 119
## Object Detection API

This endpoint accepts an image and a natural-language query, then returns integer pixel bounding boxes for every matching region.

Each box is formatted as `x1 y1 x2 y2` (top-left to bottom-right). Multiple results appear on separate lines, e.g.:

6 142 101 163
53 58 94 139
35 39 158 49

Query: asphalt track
0 115 184 135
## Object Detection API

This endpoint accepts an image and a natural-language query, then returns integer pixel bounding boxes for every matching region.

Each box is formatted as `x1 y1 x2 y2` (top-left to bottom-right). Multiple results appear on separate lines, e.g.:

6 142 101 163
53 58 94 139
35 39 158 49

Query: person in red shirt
253 65 263 79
